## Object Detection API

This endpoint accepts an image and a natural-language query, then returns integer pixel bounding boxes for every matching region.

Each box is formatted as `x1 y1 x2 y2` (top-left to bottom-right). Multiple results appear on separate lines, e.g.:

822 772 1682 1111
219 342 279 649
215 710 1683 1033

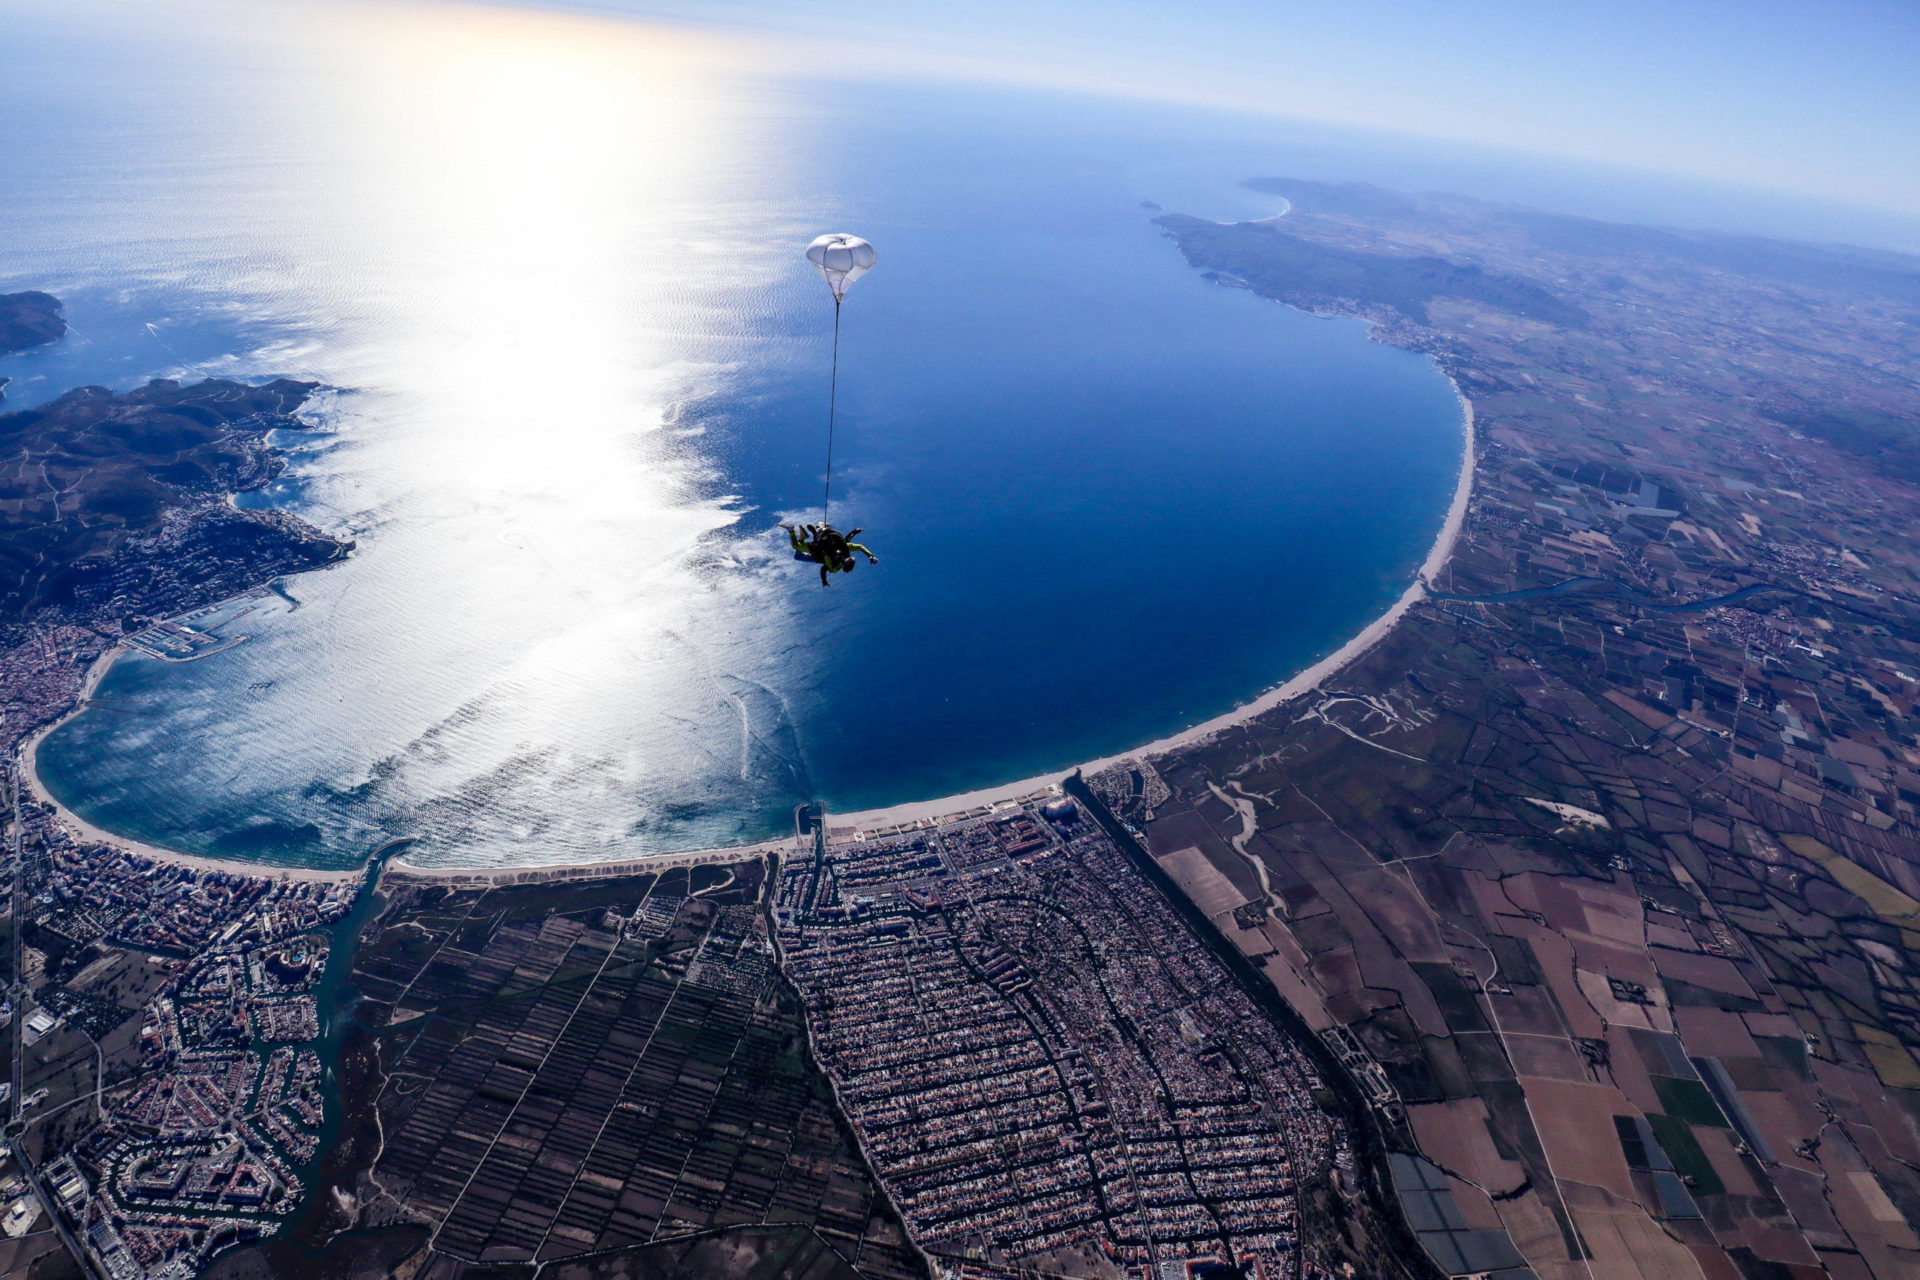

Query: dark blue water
10 4 1463 868
704 89 1465 807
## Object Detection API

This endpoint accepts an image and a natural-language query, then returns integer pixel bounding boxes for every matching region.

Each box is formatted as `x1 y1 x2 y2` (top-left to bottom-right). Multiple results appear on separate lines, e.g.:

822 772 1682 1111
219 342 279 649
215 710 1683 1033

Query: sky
516 0 1920 219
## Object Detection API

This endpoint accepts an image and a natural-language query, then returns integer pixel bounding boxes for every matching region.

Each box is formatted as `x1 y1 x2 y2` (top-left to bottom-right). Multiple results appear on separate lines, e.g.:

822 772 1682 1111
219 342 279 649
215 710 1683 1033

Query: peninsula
0 376 352 757
0 290 67 403
0 292 65 359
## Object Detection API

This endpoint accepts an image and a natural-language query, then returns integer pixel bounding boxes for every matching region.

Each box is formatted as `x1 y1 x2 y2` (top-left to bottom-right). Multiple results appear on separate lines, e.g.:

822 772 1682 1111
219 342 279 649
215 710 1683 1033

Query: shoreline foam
20 392 1474 884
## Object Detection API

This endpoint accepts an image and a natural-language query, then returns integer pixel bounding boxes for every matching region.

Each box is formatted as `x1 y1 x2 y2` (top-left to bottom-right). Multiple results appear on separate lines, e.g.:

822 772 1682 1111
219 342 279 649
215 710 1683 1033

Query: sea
6 0 1899 871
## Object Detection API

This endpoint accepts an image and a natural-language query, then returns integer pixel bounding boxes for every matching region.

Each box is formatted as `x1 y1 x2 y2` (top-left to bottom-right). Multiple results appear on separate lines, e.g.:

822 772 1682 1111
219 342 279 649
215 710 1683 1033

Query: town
5 786 359 1280
777 798 1347 1279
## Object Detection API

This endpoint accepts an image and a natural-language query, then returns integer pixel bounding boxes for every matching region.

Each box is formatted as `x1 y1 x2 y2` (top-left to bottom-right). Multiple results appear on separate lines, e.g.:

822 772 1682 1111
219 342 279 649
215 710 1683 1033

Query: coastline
381 837 794 886
19 392 1475 882
833 387 1475 833
19 645 362 884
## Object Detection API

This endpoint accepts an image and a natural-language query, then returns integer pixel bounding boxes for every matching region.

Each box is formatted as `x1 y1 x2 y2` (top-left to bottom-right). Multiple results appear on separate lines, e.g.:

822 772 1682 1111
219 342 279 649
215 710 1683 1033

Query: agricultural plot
315 861 923 1280
1144 177 1920 1280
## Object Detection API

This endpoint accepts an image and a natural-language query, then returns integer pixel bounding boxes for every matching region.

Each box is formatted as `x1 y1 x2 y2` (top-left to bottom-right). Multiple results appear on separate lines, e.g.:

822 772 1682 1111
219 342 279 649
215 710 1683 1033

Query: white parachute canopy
806 233 877 301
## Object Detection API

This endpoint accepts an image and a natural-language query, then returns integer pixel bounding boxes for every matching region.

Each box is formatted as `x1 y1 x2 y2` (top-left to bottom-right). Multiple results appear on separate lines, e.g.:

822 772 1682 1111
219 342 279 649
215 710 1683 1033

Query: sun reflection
239 0 817 859
331 1 773 500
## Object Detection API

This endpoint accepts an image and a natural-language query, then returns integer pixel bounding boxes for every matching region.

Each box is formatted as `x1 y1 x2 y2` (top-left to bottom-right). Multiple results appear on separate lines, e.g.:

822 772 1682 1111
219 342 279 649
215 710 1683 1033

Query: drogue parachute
806 233 877 302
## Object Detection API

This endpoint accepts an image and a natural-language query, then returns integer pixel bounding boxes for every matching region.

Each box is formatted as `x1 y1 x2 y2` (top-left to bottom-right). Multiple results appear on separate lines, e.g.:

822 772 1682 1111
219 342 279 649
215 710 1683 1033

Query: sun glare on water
54 0 826 861
264 5 808 845
314 0 780 531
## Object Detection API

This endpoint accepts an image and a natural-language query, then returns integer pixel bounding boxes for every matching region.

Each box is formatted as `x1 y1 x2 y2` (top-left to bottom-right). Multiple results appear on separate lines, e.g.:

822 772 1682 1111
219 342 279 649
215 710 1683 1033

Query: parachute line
804 233 872 524
823 295 840 521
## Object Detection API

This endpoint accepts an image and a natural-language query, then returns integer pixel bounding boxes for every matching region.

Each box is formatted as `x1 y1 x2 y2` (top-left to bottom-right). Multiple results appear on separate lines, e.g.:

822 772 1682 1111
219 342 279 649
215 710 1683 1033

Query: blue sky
525 0 1920 217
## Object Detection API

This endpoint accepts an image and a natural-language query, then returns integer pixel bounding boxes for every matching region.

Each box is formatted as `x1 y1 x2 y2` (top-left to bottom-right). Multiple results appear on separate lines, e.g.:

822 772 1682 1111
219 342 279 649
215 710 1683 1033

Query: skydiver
785 523 877 587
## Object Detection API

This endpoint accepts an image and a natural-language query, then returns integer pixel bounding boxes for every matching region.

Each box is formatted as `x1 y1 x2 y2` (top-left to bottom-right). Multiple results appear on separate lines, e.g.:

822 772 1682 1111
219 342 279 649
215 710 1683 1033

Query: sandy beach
18 652 787 887
382 837 796 886
19 391 1474 880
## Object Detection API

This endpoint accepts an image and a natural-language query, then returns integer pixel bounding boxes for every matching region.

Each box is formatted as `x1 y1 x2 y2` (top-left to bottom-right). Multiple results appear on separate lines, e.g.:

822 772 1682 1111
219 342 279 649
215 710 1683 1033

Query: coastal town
776 799 1359 1279
4 782 359 1280
0 782 1414 1280
0 361 366 1280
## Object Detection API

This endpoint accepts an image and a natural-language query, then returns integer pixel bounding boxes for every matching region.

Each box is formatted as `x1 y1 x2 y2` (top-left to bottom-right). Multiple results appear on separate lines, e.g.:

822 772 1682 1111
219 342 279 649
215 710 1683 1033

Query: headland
0 290 66 358
0 373 355 879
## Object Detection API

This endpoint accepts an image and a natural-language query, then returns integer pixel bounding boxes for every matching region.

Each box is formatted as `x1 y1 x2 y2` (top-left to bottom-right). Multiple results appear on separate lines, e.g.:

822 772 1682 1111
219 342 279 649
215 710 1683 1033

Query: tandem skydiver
786 233 880 588
785 523 878 587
